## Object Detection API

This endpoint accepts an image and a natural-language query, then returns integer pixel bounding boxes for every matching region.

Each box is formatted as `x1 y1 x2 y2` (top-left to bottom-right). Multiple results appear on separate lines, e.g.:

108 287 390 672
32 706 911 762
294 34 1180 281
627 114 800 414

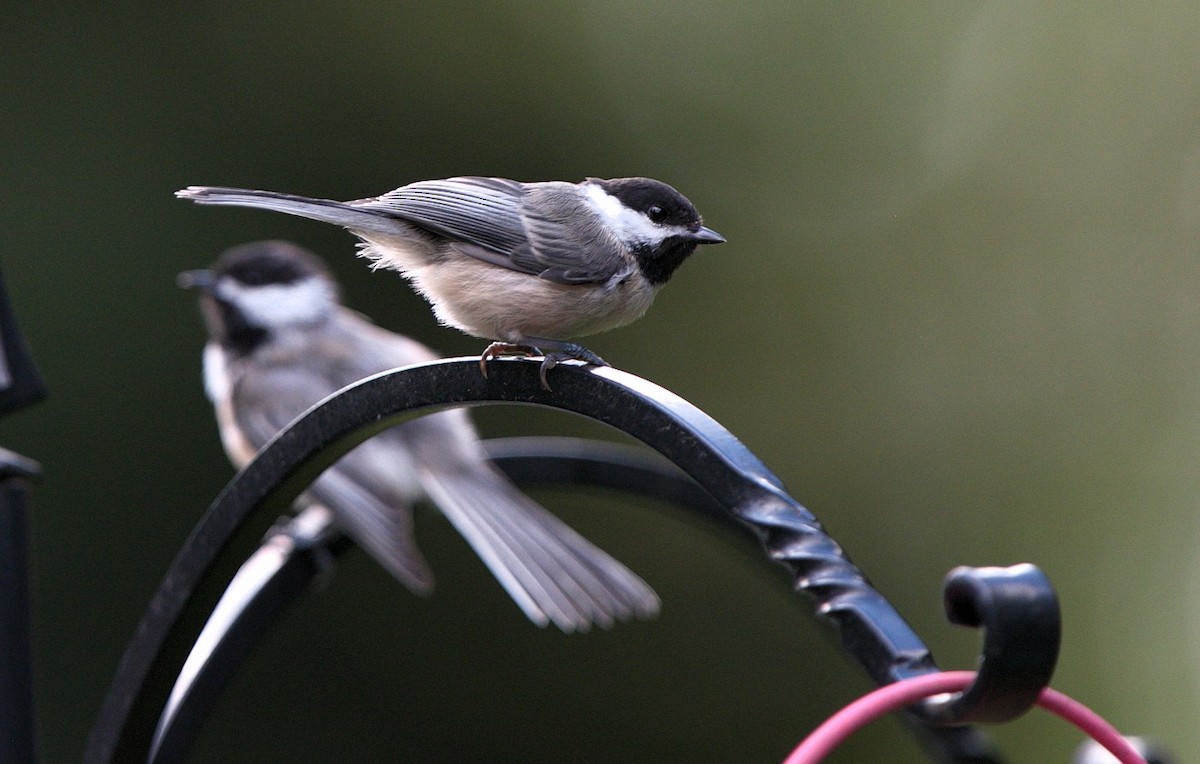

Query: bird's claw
534 343 609 391
537 355 559 391
479 340 608 391
479 342 537 377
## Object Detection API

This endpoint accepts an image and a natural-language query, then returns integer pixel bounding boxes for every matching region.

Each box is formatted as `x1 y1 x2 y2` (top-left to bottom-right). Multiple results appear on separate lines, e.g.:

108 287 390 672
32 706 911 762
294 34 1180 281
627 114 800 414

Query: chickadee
180 240 660 632
176 176 724 387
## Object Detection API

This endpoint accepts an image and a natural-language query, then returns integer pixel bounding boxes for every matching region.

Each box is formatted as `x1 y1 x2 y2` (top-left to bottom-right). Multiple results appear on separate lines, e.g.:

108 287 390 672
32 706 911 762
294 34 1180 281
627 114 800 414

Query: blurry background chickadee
180 239 661 632
176 176 724 385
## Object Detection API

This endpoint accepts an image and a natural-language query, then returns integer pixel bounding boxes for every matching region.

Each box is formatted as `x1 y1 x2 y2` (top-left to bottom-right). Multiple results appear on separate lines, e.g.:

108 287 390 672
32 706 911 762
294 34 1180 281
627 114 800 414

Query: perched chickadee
176 176 724 387
180 240 660 632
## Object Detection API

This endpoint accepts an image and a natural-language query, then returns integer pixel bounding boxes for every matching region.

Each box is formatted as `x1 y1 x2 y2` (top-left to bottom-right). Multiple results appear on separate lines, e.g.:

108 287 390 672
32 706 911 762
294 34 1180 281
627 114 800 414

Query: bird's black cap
213 240 332 287
588 177 703 229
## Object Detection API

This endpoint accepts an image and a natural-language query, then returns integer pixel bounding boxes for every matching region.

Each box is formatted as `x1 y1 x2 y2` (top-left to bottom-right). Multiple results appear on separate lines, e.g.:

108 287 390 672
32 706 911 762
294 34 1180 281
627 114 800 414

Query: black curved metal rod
85 357 970 763
147 436 1004 764
147 438 731 763
145 505 343 764
481 435 737 531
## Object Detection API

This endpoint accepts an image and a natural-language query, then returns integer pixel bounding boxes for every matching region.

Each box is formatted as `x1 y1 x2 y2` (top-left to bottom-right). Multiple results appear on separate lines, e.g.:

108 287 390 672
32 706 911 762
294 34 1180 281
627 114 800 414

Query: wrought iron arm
86 357 1060 763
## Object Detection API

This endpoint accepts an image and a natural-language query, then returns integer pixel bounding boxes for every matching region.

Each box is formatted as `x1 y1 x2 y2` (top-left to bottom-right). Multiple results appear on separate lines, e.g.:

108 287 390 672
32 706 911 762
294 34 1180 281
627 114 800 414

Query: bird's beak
688 226 726 245
177 269 215 292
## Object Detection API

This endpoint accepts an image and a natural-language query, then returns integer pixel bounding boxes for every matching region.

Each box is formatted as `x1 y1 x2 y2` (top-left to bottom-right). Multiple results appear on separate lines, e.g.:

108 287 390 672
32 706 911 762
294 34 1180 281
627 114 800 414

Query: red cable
782 670 1147 764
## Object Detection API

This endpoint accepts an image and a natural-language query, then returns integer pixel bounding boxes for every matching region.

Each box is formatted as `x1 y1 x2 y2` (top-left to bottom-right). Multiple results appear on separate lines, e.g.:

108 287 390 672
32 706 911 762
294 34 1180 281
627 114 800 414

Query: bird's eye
647 205 667 223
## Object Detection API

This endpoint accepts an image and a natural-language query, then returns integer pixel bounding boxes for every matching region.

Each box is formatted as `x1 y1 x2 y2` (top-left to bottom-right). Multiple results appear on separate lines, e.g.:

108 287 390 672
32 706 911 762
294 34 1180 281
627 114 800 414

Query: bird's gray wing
360 177 630 284
231 364 434 593
359 177 528 256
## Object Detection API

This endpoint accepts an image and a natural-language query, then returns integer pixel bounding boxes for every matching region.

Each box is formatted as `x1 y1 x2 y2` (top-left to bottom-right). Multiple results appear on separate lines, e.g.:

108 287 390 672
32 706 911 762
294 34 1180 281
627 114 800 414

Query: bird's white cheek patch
217 279 335 327
583 184 679 244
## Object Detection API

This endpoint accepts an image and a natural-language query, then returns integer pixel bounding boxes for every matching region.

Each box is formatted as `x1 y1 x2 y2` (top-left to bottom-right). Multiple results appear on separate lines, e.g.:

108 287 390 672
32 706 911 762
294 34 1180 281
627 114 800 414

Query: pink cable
782 670 1147 764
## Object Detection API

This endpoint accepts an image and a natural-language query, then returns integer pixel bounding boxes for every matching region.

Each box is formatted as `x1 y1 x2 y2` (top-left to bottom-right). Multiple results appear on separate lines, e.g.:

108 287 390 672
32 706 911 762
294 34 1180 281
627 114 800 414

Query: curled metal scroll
85 357 1059 763
924 565 1061 725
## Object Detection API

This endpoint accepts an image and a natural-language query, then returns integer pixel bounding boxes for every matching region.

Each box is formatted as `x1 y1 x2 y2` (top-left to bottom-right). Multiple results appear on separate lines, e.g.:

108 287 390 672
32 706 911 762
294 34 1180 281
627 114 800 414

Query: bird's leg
521 337 609 391
479 338 607 390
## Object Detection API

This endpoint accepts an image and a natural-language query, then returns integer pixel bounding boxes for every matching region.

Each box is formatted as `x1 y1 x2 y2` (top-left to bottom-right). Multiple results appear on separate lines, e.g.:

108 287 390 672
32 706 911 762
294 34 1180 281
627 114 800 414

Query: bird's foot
526 338 608 391
478 339 608 391
479 342 539 377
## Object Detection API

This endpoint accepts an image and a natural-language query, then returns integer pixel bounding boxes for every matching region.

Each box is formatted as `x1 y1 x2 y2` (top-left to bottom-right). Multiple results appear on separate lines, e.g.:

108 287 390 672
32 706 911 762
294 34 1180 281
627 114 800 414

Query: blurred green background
4 3 1200 761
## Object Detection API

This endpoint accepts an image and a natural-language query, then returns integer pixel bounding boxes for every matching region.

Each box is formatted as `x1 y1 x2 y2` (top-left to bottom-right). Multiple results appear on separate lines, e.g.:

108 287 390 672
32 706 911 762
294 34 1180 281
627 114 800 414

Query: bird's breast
201 345 259 468
408 258 660 341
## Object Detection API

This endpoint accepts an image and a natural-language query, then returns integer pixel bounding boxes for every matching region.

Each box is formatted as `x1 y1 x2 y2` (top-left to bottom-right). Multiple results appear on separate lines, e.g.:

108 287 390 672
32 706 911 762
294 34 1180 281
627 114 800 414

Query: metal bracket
84 358 1066 763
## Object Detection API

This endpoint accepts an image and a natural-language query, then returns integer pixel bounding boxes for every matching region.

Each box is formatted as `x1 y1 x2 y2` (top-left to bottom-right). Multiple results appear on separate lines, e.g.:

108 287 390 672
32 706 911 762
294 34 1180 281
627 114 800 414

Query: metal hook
921 563 1062 725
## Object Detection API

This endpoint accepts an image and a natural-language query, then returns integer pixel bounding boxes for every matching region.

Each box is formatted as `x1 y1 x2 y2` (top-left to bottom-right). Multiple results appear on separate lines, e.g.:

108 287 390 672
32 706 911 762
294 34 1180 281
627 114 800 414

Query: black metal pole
0 261 48 763
0 448 40 763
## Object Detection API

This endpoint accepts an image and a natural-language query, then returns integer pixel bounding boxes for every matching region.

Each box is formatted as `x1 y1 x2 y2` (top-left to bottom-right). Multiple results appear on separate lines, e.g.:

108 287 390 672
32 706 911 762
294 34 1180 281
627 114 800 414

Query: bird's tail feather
418 465 661 632
307 471 434 595
175 186 400 235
